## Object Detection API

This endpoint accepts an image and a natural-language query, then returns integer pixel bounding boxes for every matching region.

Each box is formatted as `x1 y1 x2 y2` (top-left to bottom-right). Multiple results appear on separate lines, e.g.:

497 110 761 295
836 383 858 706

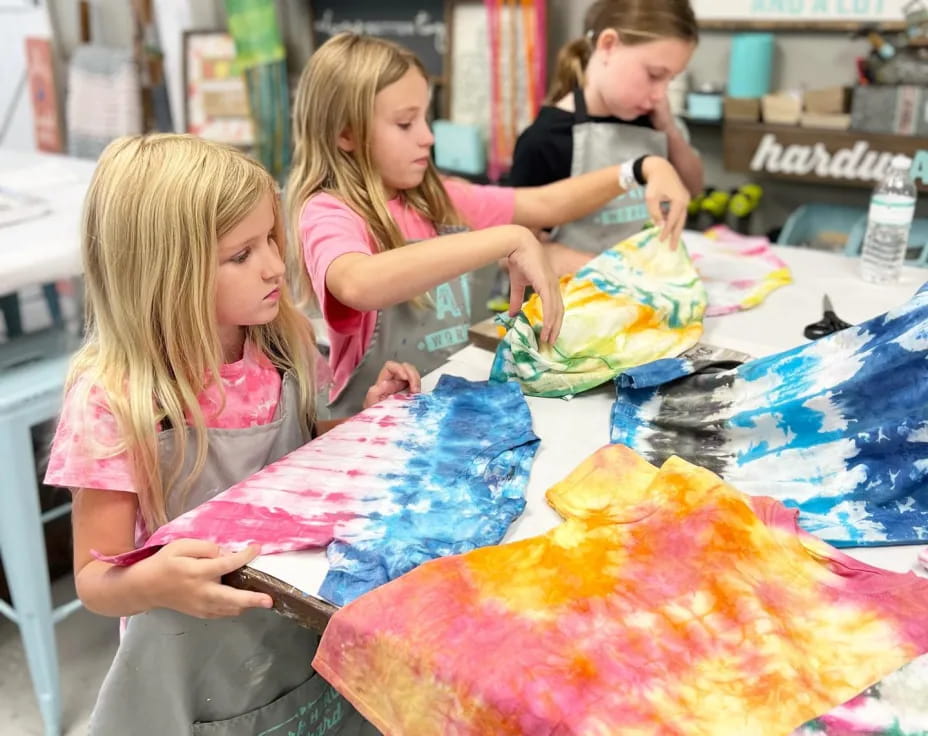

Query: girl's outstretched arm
325 223 564 344
512 157 690 248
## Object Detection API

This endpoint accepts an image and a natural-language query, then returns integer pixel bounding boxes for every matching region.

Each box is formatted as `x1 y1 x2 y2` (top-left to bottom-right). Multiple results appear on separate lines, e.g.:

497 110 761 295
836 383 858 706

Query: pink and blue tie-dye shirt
45 341 282 496
96 376 539 607
313 444 928 735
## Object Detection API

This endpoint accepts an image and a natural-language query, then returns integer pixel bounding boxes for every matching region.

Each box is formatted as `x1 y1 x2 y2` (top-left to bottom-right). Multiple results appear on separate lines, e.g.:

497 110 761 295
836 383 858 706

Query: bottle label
869 194 916 227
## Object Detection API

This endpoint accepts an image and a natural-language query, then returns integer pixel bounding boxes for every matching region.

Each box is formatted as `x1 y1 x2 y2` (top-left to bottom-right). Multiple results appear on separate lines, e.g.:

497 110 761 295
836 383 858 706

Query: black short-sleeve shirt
509 105 654 187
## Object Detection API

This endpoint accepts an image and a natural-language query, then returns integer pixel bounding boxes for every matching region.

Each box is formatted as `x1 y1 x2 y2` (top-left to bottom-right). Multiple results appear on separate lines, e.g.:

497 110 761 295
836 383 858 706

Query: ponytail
546 36 593 104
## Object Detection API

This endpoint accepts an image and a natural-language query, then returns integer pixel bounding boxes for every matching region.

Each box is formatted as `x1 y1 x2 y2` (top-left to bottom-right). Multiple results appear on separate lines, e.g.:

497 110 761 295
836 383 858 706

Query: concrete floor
0 576 116 736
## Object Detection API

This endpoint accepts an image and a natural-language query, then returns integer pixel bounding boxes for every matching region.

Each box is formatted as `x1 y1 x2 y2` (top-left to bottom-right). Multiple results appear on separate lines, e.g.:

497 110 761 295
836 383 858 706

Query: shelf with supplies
722 121 928 192
681 115 724 128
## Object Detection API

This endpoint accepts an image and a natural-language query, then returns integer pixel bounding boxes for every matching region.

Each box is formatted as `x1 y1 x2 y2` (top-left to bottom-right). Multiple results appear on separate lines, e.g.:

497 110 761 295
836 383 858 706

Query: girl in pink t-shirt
287 32 691 413
47 134 409 733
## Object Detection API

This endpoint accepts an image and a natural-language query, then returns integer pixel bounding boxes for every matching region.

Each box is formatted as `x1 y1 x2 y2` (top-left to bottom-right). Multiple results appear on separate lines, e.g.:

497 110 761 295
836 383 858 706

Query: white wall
0 0 227 150
0 2 53 150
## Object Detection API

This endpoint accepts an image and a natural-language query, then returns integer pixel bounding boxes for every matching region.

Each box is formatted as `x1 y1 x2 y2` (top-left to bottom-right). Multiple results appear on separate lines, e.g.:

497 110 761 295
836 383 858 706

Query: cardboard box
800 112 852 130
724 96 760 122
762 92 802 125
804 86 851 114
851 85 928 135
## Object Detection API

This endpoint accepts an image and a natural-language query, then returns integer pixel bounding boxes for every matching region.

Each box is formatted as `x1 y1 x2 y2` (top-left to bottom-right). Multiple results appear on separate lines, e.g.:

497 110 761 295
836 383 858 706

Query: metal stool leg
0 292 24 338
0 417 61 736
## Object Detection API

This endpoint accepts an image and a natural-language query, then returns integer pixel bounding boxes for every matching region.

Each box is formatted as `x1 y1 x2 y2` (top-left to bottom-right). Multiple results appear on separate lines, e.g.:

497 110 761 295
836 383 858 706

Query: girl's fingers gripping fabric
401 362 421 393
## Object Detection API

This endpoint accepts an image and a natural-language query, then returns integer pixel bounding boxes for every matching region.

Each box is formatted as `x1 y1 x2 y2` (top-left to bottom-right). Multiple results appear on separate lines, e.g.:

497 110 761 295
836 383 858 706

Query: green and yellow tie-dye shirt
490 227 707 397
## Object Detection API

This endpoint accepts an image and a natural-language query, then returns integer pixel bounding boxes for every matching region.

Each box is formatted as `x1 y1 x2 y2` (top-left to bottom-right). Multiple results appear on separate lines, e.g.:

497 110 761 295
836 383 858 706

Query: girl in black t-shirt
512 0 703 268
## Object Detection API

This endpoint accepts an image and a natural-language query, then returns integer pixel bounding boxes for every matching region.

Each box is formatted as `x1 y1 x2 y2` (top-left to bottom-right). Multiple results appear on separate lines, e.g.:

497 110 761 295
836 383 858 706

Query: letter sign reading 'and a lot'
692 0 906 24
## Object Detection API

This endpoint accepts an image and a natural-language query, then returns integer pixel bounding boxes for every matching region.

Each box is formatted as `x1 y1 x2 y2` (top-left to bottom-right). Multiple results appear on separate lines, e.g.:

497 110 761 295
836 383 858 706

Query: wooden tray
467 317 504 352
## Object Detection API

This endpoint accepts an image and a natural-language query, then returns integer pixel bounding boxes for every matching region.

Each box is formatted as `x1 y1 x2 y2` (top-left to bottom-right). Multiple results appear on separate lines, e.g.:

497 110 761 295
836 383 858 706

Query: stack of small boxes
722 86 852 128
801 87 852 129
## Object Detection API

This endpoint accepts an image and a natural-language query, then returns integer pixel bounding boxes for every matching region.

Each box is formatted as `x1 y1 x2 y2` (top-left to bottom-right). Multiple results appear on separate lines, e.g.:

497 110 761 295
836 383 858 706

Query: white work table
0 149 97 296
249 243 928 621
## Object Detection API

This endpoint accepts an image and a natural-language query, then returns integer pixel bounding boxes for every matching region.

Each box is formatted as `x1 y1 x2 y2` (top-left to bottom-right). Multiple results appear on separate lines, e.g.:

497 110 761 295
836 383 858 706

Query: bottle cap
892 154 913 170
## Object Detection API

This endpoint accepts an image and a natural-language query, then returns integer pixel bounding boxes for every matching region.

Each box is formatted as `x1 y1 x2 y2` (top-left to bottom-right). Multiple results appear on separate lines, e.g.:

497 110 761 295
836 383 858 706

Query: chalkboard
310 0 448 79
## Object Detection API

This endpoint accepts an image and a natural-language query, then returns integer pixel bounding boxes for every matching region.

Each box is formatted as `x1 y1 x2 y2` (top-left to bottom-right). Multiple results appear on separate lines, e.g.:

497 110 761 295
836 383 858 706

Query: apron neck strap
573 87 590 123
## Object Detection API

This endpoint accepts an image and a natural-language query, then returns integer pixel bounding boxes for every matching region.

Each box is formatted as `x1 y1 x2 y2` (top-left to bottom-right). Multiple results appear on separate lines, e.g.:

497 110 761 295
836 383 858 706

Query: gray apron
330 224 491 416
90 374 378 736
553 87 669 253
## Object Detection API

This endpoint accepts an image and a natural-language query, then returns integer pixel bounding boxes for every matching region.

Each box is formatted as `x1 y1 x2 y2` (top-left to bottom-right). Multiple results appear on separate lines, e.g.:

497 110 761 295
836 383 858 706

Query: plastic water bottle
861 154 917 284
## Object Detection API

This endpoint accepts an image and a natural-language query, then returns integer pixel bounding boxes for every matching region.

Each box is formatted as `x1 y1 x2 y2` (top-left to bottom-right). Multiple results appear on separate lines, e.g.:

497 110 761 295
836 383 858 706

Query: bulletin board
183 30 255 147
693 0 909 30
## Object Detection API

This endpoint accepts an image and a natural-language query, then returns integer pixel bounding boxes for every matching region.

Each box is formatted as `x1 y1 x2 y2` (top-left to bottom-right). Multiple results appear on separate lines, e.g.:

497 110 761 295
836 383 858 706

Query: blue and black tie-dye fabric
611 282 928 547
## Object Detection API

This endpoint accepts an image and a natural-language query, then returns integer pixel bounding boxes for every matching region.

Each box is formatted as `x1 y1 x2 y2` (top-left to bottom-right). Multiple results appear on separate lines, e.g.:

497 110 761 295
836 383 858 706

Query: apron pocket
192 671 372 736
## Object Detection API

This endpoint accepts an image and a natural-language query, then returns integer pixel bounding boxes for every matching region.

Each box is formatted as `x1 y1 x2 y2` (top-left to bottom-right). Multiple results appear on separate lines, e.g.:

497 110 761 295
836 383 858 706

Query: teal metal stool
0 330 81 736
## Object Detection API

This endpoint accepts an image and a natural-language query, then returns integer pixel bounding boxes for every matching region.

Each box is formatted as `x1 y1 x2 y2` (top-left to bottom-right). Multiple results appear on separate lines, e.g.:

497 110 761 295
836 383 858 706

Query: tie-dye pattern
99 376 539 606
793 653 928 735
691 226 792 316
490 227 707 397
616 342 754 390
611 282 928 546
44 342 284 495
313 445 928 735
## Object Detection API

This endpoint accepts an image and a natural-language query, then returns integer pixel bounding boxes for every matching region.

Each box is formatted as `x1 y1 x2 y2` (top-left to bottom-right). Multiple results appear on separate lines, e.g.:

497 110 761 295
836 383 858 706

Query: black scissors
804 295 852 340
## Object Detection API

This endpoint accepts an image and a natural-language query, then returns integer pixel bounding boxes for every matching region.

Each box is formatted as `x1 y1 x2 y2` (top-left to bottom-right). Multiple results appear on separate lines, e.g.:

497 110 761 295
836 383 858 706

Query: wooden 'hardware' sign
723 122 928 191
694 0 908 29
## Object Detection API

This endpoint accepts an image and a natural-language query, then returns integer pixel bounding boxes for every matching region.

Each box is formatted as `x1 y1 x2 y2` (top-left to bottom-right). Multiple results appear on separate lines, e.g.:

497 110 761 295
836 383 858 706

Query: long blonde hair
70 134 318 531
286 32 463 304
548 0 698 103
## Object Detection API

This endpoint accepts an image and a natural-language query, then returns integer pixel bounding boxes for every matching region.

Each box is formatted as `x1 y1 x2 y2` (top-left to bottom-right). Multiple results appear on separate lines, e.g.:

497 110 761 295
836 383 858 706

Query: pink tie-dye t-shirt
44 342 282 494
299 179 516 402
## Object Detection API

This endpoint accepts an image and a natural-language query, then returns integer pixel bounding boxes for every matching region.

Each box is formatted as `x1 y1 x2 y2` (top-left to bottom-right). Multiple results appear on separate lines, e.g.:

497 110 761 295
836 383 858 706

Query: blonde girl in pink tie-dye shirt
44 134 403 735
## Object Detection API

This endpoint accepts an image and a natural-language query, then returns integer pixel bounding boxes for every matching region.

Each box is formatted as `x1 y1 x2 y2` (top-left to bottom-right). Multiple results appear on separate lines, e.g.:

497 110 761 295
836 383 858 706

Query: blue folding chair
776 203 868 251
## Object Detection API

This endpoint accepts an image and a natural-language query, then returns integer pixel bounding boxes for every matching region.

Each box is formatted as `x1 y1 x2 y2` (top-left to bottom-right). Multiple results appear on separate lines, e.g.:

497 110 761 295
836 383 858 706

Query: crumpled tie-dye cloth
313 445 928 735
793 652 928 735
690 225 792 316
612 281 928 547
491 227 707 398
97 376 539 606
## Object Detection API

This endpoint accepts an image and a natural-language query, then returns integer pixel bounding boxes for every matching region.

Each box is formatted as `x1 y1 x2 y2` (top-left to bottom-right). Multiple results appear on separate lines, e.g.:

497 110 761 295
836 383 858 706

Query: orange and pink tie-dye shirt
45 341 282 495
314 445 928 736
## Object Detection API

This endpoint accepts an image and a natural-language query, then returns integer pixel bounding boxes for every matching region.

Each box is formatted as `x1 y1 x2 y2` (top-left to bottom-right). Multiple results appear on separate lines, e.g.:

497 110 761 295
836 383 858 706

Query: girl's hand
507 233 565 345
139 540 272 618
641 157 690 250
649 95 676 134
363 360 421 409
